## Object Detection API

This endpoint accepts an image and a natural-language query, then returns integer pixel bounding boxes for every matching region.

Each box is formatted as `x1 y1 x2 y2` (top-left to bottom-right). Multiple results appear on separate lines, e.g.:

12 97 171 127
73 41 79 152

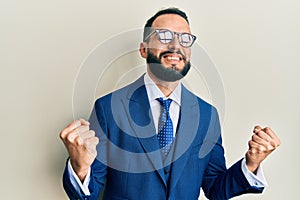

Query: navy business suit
63 75 263 200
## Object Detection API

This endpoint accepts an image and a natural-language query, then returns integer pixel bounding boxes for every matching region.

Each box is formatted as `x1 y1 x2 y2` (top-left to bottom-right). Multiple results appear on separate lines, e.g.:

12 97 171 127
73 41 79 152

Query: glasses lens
157 30 173 44
180 33 194 47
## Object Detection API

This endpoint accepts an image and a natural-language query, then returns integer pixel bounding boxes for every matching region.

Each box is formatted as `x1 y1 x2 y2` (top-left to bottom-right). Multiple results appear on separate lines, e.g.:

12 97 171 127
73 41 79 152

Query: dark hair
143 7 189 42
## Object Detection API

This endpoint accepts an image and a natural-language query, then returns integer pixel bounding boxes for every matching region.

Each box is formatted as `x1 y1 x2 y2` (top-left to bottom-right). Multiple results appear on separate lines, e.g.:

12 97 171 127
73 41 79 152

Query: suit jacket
63 75 263 200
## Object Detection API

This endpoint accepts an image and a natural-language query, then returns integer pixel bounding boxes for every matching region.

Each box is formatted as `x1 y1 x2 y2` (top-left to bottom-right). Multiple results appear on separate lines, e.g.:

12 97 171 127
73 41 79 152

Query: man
60 8 280 200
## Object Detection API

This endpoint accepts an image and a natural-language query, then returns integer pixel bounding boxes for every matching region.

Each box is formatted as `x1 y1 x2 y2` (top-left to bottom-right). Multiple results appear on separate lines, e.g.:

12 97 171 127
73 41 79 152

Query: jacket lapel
122 75 166 186
167 86 200 193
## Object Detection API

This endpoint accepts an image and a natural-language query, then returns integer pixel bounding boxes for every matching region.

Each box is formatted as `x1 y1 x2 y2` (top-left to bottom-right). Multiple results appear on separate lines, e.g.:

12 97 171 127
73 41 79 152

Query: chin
164 64 184 72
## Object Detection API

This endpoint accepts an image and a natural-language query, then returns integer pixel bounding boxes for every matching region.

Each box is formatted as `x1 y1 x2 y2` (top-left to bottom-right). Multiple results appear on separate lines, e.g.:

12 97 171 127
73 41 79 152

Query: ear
139 42 148 59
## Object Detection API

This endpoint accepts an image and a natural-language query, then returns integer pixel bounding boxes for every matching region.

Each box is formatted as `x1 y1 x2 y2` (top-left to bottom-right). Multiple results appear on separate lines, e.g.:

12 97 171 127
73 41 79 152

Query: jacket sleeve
201 107 264 200
62 99 108 200
62 159 107 200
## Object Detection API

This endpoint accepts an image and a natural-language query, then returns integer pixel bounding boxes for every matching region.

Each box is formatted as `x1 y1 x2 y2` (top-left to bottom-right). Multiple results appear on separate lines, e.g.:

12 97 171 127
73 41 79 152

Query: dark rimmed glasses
145 29 197 48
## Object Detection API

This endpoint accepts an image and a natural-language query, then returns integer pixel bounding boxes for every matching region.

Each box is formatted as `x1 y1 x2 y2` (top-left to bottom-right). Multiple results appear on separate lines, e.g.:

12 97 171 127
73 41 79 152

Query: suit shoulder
196 99 219 122
94 85 127 107
184 86 218 112
94 78 141 107
196 96 216 110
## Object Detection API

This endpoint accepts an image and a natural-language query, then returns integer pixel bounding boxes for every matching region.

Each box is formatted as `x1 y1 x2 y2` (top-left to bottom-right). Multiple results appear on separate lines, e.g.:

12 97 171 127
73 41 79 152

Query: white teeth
166 56 180 61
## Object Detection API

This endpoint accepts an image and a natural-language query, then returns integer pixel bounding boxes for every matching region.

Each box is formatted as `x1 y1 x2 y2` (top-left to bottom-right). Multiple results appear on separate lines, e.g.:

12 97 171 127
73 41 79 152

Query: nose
167 34 181 50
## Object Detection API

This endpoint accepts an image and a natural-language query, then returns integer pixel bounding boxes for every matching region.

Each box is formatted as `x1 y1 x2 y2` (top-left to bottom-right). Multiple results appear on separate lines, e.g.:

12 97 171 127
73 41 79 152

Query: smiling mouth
163 55 182 61
160 50 186 62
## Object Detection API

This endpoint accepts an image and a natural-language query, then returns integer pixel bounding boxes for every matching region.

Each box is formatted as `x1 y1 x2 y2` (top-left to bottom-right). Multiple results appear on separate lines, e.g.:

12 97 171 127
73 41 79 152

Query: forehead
152 14 191 33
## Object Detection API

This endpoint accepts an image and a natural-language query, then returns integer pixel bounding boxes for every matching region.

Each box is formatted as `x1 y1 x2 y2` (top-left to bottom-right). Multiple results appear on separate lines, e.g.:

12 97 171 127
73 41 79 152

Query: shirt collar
144 73 181 106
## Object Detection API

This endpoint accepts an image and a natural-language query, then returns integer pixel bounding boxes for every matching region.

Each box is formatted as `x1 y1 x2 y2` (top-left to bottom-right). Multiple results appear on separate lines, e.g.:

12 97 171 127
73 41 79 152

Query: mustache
159 50 186 61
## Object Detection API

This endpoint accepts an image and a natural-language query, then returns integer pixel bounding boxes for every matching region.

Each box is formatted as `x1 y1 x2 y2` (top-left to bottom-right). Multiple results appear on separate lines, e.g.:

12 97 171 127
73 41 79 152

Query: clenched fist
60 119 99 181
246 126 281 173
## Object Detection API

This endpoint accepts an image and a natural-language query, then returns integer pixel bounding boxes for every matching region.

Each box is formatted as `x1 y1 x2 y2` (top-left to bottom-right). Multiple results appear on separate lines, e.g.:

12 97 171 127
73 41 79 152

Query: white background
1 0 299 199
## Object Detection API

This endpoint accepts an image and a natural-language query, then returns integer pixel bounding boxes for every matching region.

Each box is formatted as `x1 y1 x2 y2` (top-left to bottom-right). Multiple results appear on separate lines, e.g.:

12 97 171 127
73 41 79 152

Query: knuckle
66 133 73 142
277 141 281 147
258 130 265 136
72 127 79 134
60 129 68 139
249 149 256 155
74 119 81 127
252 135 259 142
267 145 274 151
265 127 273 133
90 130 95 136
90 149 97 157
59 131 64 139
248 140 253 146
254 125 262 131
277 139 281 146
256 131 264 136
75 136 83 146
258 146 265 152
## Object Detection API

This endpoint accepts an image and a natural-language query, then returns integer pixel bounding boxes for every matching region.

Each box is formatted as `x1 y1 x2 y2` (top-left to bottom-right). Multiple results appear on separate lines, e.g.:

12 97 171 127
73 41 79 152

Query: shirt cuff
241 158 268 188
67 159 91 195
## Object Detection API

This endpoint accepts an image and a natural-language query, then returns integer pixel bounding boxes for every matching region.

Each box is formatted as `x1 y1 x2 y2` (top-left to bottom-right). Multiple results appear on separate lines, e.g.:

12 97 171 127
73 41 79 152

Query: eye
158 30 173 43
180 33 193 46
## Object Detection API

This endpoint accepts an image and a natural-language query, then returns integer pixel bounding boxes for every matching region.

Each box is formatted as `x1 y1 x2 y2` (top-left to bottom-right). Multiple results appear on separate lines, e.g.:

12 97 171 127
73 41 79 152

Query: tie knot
157 98 172 112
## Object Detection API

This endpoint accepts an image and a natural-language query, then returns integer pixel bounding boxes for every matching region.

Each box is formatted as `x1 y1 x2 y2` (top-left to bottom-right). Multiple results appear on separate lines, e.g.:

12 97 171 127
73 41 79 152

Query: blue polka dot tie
157 98 174 156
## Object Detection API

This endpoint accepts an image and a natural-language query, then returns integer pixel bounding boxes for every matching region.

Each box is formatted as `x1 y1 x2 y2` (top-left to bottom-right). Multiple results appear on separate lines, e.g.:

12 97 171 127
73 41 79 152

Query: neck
147 70 180 97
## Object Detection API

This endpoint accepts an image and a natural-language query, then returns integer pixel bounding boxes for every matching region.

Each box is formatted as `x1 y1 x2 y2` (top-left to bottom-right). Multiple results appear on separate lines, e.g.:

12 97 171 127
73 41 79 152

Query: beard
146 51 191 82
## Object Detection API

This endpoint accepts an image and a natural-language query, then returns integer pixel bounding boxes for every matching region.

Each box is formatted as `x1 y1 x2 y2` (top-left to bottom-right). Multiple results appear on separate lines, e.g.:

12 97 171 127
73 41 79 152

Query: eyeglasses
145 29 197 48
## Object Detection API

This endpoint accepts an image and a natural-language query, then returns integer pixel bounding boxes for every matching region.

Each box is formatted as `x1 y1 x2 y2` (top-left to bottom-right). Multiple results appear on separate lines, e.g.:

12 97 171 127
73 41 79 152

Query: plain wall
1 0 299 199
